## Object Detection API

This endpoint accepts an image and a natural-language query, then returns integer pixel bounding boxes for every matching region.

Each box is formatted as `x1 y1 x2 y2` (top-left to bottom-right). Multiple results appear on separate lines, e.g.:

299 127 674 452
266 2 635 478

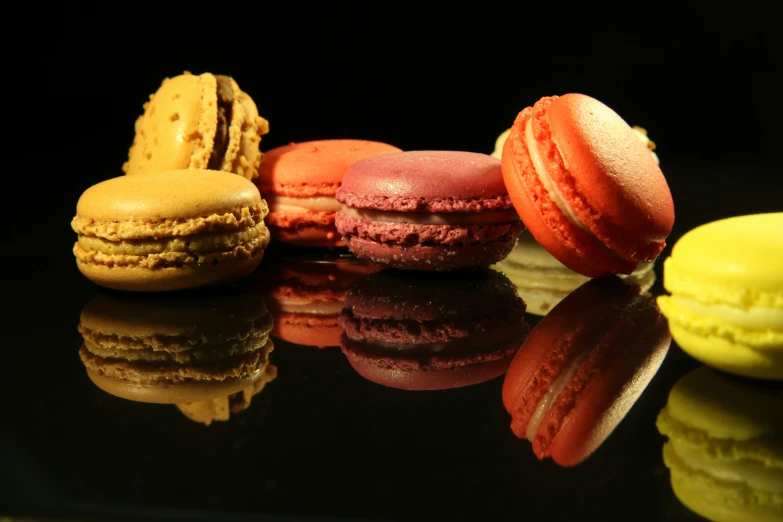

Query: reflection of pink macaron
335 151 525 270
501 94 674 277
502 277 671 467
340 269 529 390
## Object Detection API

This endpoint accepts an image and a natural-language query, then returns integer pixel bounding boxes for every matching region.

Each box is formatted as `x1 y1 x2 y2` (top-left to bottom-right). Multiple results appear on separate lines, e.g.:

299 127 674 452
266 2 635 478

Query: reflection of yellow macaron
123 72 269 180
657 213 783 380
656 366 783 522
72 170 271 291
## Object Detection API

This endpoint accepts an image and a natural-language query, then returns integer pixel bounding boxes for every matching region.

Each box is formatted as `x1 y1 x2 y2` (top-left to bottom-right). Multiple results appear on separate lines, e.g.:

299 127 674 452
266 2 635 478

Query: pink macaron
335 151 525 270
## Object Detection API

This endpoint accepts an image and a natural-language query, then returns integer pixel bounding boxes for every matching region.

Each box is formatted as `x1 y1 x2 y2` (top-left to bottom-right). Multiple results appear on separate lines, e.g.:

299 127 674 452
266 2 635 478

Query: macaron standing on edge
72 170 271 291
336 151 526 271
657 213 783 380
257 140 401 247
123 71 269 180
500 93 674 277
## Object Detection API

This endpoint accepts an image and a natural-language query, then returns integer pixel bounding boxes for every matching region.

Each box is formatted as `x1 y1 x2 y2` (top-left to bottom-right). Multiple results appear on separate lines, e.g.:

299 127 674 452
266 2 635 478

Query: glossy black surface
14 6 782 521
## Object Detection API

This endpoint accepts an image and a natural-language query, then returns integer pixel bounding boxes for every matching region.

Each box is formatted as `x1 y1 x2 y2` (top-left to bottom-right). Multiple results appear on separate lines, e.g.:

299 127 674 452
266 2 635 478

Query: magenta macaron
335 151 525 270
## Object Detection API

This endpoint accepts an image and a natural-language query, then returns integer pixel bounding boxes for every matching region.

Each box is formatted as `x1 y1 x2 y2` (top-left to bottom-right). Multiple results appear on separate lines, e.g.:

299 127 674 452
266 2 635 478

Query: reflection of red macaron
501 94 674 277
257 140 401 247
501 277 671 467
335 151 525 270
340 269 529 390
257 253 380 348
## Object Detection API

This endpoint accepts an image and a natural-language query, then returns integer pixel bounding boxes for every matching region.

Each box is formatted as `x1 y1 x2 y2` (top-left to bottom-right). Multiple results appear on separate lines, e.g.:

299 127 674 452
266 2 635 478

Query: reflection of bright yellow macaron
656 366 783 522
657 213 783 380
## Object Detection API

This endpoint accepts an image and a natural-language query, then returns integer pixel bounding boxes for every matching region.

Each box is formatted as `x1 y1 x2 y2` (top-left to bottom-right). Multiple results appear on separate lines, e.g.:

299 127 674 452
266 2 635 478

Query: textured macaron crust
493 230 656 315
336 151 525 270
123 72 269 180
339 269 529 390
72 170 270 291
656 367 783 522
257 140 401 247
502 277 670 467
78 289 275 405
501 93 674 277
658 213 783 380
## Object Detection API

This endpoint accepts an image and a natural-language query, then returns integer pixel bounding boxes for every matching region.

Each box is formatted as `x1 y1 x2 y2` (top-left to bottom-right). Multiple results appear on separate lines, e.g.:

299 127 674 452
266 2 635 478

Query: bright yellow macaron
657 213 783 380
656 366 783 522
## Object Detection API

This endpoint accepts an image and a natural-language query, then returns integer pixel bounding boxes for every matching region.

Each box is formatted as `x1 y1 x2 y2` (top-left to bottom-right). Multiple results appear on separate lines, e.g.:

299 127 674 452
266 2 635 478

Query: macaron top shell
337 151 512 211
663 213 783 308
257 139 402 197
75 170 264 220
546 93 674 245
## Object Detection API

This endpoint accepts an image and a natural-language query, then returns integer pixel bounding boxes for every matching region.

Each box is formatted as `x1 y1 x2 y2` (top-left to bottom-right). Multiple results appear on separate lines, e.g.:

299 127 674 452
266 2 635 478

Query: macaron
657 213 783 380
493 230 656 316
71 169 271 291
501 93 674 277
339 269 529 390
335 151 525 270
656 366 783 522
78 288 275 411
255 252 380 348
123 71 269 180
502 277 671 467
257 139 402 247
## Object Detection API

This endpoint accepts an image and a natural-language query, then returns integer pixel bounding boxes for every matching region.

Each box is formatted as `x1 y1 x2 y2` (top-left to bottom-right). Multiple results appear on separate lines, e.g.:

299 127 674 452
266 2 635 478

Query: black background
5 3 782 521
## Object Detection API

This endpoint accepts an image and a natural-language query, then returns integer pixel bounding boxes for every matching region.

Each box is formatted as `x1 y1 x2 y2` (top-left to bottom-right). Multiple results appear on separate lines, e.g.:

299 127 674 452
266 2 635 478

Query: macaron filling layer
265 195 342 214
207 75 234 170
266 299 344 315
340 206 520 226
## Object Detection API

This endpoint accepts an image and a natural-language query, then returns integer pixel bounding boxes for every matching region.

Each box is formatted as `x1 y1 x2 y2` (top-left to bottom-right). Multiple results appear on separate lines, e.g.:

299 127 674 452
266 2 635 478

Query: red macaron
340 269 529 390
501 94 674 277
501 277 671 467
335 151 525 270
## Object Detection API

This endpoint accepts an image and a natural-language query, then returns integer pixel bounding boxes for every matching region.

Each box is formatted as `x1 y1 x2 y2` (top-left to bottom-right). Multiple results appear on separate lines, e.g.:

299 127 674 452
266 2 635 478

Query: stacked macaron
78 288 276 424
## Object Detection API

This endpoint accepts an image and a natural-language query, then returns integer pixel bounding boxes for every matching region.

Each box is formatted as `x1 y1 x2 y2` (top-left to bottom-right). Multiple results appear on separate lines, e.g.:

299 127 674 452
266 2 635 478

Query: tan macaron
71 169 271 291
123 72 269 180
78 289 275 407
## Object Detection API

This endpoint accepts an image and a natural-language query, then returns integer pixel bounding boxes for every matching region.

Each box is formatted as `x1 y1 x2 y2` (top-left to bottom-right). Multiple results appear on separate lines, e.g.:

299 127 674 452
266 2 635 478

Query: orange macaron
501 94 674 277
257 139 401 247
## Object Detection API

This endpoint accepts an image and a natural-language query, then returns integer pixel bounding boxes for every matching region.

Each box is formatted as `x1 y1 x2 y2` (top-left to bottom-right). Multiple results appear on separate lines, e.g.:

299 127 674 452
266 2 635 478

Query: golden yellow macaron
657 213 783 379
123 71 269 180
71 169 271 291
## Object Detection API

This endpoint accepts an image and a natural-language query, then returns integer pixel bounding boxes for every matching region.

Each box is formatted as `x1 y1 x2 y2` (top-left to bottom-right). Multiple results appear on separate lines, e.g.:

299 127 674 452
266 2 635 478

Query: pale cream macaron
123 72 269 180
492 230 656 315
71 169 271 291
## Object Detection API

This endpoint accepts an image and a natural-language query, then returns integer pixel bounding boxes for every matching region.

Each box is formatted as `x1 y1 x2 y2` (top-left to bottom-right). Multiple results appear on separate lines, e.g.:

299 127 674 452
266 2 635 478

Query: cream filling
267 299 344 315
525 118 591 234
340 206 520 226
671 440 783 493
266 195 342 214
671 295 783 330
525 347 593 441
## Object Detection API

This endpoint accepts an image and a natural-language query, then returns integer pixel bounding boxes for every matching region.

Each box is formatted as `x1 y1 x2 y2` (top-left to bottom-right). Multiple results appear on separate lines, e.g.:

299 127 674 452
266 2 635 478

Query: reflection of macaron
257 140 401 247
335 151 525 270
656 366 783 522
72 170 271 291
123 72 269 180
78 289 275 423
501 93 674 277
257 253 380 348
493 230 656 316
502 277 670 467
339 269 529 390
657 213 783 380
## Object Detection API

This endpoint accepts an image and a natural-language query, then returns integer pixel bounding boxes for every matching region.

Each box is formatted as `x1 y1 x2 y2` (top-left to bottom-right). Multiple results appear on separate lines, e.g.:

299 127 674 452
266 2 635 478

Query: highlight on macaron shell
501 277 671 467
657 213 783 380
499 93 674 278
123 71 269 180
71 170 271 292
339 269 530 390
77 287 276 425
656 366 783 522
